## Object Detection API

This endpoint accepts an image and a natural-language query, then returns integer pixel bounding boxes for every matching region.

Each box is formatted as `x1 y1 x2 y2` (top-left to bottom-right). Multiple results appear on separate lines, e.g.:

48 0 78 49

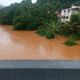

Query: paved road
0 60 80 68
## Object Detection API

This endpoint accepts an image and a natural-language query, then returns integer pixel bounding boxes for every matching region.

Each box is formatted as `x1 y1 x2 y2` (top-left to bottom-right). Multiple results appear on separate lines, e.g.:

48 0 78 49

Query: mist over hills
0 4 4 9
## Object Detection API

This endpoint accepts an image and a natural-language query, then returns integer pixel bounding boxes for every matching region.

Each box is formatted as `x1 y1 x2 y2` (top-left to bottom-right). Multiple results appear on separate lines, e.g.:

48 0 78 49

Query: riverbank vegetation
64 40 78 46
0 0 80 46
57 14 80 46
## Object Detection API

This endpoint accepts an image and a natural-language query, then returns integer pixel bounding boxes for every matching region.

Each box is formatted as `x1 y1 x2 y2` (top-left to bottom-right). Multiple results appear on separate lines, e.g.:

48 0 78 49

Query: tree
13 12 38 30
70 13 80 34
70 13 80 24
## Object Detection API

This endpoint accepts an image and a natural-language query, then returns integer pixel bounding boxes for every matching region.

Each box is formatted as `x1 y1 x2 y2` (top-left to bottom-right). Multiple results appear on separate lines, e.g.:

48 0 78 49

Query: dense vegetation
0 0 80 46
0 0 80 27
0 0 58 29
58 14 80 46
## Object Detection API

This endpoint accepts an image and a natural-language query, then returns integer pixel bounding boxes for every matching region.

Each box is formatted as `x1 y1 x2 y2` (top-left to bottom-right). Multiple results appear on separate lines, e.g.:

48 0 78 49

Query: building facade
56 5 80 22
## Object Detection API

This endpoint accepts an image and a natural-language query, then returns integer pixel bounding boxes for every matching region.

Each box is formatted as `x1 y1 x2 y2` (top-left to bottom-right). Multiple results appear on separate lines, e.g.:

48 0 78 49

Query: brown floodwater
0 25 80 60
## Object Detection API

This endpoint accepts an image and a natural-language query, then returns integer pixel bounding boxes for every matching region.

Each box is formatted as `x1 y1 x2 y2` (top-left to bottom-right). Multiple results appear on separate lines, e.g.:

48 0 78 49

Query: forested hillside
0 0 80 29
37 0 80 9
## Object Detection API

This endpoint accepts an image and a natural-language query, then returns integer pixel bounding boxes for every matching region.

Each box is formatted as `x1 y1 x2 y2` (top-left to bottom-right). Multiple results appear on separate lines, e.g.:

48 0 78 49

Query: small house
56 5 80 22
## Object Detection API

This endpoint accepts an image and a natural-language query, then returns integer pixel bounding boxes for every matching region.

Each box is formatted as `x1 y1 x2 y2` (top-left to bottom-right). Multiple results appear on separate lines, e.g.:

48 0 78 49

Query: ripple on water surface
0 25 80 60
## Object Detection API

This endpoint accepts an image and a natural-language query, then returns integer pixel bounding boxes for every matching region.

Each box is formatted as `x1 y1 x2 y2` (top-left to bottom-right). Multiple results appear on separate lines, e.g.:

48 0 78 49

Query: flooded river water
0 25 80 60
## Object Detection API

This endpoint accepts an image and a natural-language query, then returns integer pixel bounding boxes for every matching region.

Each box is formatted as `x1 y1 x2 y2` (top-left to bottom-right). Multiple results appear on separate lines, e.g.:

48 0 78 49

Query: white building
56 5 80 22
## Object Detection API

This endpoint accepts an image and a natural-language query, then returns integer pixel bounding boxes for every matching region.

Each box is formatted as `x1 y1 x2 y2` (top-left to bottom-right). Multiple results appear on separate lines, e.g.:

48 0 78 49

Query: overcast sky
0 0 37 6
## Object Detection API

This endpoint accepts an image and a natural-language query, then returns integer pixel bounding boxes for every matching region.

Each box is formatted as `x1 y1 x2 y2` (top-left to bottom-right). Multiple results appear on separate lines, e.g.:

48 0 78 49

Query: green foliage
46 30 55 39
12 3 58 30
13 13 38 30
0 0 79 27
37 26 55 39
70 13 80 24
70 14 80 34
46 22 57 39
70 34 80 40
64 40 78 46
37 22 57 39
47 22 57 33
57 14 80 36
13 22 26 30
37 27 47 36
37 0 80 10
56 22 72 36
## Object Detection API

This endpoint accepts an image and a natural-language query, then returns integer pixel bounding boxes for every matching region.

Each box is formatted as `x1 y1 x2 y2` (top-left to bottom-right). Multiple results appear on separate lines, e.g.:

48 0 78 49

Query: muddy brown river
0 25 80 60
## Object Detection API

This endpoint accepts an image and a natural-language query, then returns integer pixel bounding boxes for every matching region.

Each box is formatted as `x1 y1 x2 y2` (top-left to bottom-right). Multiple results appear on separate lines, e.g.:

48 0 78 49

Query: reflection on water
0 27 11 44
0 25 80 60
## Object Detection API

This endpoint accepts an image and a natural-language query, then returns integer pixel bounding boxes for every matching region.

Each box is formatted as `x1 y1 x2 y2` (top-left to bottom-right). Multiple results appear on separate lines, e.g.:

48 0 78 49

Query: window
68 9 70 13
61 16 68 19
64 10 66 12
62 16 65 19
58 17 61 19
66 16 68 19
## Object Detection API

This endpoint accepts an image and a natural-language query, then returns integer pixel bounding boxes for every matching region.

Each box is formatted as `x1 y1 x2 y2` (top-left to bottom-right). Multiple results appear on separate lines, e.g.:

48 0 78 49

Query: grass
64 40 78 47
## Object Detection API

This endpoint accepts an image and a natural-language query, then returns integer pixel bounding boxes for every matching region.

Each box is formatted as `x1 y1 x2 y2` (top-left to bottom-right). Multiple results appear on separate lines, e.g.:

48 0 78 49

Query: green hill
0 0 80 28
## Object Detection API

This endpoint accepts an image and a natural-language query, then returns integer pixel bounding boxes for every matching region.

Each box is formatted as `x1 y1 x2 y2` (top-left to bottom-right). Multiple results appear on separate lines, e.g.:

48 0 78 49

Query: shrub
0 15 12 25
37 27 55 39
13 13 38 30
70 14 80 34
70 34 80 40
57 22 73 36
37 22 56 39
64 40 78 46
46 30 55 39
70 13 80 24
37 27 47 36
57 14 80 36
57 22 80 36
13 22 26 30
46 22 57 39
